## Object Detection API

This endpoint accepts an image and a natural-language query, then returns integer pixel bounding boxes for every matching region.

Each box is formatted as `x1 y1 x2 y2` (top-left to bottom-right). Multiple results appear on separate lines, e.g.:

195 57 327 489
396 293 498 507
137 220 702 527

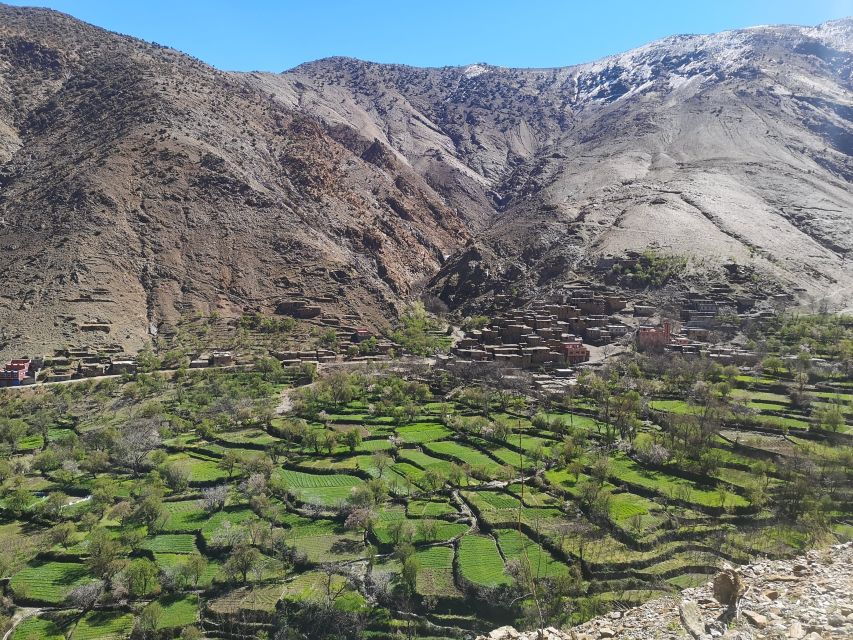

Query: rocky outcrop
477 542 853 640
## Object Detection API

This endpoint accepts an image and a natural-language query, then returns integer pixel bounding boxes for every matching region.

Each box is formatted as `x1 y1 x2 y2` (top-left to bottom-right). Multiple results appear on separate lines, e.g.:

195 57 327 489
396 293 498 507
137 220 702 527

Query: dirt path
2 607 41 640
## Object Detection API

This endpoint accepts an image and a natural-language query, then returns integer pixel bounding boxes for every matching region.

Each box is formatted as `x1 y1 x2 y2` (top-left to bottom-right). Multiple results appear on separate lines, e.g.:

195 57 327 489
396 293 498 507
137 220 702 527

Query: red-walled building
636 321 671 351
558 340 591 364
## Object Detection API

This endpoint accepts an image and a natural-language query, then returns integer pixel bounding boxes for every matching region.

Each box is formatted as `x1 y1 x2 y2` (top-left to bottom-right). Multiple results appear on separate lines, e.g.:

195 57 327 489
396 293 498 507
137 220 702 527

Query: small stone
598 628 615 639
787 621 805 639
609 612 622 620
764 590 781 600
803 634 822 640
828 615 845 627
743 610 768 629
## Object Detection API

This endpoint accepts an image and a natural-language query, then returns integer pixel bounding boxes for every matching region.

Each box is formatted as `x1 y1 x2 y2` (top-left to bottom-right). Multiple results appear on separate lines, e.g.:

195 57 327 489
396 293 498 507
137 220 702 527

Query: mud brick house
636 321 671 351
211 351 235 366
110 359 138 375
276 299 322 319
351 328 372 343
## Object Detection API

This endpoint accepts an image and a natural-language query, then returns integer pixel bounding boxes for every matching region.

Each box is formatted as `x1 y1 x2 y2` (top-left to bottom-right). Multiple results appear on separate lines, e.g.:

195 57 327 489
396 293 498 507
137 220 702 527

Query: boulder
713 569 745 606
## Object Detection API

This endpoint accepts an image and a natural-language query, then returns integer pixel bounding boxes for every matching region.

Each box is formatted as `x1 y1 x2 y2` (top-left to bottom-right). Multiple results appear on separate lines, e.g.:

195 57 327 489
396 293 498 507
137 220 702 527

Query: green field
425 441 503 474
10 561 94 604
396 423 452 443
12 615 66 640
494 529 569 579
277 469 363 506
156 594 200 629
458 534 510 587
142 533 199 554
414 546 460 598
70 611 134 640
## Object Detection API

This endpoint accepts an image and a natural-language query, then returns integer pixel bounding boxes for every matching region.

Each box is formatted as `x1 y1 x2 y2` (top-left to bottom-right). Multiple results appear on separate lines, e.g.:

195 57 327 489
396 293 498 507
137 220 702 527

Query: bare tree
115 418 162 475
202 485 229 512
66 580 104 614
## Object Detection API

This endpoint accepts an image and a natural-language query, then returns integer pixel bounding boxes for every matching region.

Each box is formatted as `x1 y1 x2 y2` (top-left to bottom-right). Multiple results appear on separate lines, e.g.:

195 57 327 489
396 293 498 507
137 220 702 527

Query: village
1 273 790 390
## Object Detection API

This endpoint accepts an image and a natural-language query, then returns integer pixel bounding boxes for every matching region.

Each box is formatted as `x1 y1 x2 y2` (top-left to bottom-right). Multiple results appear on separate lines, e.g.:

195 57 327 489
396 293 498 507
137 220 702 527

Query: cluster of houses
37 347 138 382
0 346 245 386
635 287 767 366
450 285 633 371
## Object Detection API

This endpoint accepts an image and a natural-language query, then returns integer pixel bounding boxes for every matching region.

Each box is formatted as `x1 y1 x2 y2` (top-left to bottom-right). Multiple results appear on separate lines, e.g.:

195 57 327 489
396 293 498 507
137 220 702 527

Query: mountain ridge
0 5 852 357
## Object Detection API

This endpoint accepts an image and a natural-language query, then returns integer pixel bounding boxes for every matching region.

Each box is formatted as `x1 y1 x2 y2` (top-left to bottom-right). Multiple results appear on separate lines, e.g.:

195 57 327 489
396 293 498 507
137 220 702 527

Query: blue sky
7 0 853 71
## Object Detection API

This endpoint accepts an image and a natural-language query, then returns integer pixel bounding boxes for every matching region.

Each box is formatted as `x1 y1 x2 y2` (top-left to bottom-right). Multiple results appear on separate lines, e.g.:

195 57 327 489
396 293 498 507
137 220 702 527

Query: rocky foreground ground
479 542 853 640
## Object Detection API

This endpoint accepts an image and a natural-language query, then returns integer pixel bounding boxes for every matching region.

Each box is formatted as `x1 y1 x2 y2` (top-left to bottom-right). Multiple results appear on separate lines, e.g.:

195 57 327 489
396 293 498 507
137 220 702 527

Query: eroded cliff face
1 5 852 357
478 542 853 640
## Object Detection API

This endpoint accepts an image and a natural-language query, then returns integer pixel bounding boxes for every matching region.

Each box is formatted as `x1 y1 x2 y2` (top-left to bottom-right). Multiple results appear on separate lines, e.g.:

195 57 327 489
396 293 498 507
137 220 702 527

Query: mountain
0 6 851 357
260 19 853 311
0 5 468 357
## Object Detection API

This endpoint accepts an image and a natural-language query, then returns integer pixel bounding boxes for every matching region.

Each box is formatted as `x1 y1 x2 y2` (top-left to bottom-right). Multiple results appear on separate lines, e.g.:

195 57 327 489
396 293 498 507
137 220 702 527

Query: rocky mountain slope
478 542 853 640
262 19 853 312
0 4 468 357
0 5 851 356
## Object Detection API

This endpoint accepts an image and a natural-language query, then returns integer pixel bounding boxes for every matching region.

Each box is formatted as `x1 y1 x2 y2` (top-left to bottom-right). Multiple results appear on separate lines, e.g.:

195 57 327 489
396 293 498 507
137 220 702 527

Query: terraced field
458 534 510 587
425 441 504 474
414 546 460 598
0 327 849 638
494 529 570 579
10 561 94 604
277 469 363 505
69 612 134 640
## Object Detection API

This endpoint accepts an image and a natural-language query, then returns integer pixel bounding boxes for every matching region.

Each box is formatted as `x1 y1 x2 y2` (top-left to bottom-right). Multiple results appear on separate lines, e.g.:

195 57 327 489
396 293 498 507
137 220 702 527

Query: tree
761 356 785 376
180 554 208 589
344 508 375 543
5 486 31 516
813 404 844 433
116 419 162 476
322 430 338 455
134 602 163 640
161 463 190 492
47 521 77 548
132 495 168 532
202 485 228 512
400 555 419 596
0 417 26 454
126 558 159 596
325 371 354 408
66 580 104 614
387 520 415 546
343 428 362 453
80 450 111 478
217 450 241 479
39 491 67 521
423 468 446 493
303 430 321 454
371 452 391 479
224 544 261 583
86 528 126 581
